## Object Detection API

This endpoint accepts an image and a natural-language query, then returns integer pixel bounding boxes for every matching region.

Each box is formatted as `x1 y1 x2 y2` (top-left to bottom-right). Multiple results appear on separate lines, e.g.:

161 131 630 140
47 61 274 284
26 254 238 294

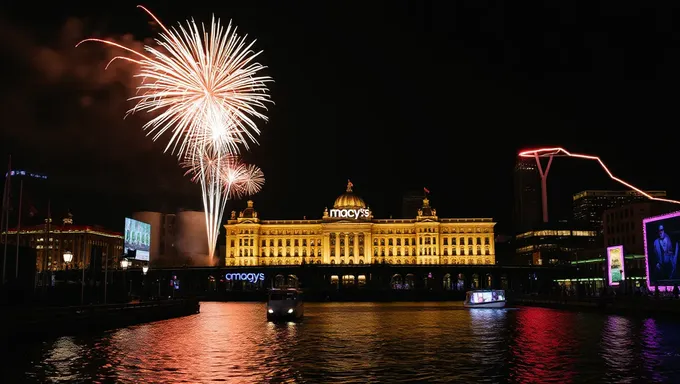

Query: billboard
643 211 680 287
606 245 625 286
124 217 151 261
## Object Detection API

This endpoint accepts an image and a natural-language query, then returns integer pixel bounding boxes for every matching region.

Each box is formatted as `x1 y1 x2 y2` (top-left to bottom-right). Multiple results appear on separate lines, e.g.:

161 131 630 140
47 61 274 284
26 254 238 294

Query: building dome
333 180 366 209
239 200 258 219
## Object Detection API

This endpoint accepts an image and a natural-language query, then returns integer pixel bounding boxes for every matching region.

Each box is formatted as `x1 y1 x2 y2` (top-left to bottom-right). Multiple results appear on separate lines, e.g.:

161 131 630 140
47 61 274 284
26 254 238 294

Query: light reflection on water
6 302 680 383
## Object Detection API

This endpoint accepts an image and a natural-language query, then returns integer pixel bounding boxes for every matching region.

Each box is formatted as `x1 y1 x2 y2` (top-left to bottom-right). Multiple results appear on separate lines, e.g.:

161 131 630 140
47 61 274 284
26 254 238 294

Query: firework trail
78 6 271 262
182 150 264 260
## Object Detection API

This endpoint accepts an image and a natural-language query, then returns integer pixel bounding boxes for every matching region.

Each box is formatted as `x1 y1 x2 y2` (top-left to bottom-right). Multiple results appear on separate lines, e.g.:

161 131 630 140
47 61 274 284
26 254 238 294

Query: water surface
7 302 680 383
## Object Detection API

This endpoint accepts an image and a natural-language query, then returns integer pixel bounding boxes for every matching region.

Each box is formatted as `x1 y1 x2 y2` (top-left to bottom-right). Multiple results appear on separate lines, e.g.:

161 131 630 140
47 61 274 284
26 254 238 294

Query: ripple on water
4 302 680 383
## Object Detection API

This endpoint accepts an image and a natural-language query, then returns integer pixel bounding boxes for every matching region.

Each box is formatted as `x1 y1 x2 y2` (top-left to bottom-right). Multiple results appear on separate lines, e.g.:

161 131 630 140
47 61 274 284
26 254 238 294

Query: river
6 302 680 383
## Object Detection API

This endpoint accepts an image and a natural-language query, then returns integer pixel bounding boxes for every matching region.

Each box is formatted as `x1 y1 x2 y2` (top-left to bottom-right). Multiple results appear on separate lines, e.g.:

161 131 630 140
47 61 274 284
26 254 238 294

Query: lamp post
142 265 149 301
121 258 129 302
63 250 73 295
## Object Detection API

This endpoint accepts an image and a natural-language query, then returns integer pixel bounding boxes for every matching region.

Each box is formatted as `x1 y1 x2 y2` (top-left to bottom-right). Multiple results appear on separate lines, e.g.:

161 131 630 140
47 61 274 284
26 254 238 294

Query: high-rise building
602 201 677 254
131 209 210 266
573 190 667 232
513 157 541 233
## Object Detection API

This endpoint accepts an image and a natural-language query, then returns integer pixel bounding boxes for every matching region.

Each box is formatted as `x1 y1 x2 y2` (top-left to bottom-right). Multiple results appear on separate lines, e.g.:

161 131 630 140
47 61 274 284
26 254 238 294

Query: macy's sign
225 272 265 283
329 208 370 219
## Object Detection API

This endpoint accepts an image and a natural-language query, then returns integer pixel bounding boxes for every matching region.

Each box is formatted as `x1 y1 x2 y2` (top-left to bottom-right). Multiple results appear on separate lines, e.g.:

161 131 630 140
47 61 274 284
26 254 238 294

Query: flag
424 187 430 195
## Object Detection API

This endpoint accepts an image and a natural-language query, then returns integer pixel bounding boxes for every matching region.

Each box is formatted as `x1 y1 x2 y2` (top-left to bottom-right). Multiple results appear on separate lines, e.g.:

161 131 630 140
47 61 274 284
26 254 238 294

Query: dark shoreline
2 299 200 342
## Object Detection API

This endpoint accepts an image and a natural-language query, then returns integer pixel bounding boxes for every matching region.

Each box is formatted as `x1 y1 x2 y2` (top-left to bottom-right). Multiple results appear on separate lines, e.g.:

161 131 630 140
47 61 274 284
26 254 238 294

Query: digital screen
643 211 680 287
124 217 151 261
607 245 625 286
469 291 505 304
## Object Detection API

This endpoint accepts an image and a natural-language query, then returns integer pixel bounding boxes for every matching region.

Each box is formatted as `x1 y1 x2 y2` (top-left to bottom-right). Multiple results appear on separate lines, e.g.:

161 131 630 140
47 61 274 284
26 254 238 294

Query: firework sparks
77 5 273 158
80 6 271 263
182 149 265 259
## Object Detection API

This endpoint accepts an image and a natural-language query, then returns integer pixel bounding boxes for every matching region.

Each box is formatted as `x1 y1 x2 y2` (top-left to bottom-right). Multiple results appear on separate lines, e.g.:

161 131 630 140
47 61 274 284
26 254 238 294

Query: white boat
267 288 304 321
464 289 506 308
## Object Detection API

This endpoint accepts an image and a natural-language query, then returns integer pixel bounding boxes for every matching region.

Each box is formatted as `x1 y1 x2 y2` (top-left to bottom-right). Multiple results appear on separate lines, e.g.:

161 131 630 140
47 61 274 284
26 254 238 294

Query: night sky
1 1 679 234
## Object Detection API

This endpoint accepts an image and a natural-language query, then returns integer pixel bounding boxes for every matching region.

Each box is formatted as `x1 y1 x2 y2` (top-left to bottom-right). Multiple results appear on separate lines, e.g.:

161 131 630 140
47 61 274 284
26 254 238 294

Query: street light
121 258 129 301
63 250 73 264
142 265 149 275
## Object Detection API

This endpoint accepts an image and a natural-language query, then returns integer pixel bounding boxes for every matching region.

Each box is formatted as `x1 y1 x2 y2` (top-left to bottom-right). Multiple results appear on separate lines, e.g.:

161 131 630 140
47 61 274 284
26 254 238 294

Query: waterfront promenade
3 299 200 340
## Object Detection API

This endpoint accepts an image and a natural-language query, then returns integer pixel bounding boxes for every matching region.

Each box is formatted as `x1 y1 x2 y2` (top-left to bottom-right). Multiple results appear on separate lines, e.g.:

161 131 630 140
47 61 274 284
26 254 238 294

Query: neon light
225 272 265 283
606 245 624 286
642 211 680 290
519 147 680 205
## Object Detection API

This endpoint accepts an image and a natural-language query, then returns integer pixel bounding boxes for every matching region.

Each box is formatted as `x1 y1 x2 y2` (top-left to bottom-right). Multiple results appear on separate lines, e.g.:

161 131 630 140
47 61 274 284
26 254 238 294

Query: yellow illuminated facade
225 182 496 266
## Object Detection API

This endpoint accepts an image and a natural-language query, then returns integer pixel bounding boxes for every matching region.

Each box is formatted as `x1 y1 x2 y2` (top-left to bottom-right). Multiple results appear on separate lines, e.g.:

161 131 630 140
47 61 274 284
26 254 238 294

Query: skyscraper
513 157 541 233
573 190 667 232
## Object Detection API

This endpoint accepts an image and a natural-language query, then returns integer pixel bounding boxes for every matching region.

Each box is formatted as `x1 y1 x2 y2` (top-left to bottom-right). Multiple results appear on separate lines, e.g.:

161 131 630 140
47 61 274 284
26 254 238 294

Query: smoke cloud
0 16 197 210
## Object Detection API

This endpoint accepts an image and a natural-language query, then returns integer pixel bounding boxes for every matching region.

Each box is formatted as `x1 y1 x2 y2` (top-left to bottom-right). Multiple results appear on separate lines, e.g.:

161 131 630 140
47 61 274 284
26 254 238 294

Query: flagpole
2 155 11 284
15 179 23 279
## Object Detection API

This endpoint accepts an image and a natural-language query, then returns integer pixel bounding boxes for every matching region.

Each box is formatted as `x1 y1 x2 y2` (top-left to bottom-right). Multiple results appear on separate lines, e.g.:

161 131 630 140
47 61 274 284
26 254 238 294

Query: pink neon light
518 147 680 205
642 210 680 290
606 245 624 287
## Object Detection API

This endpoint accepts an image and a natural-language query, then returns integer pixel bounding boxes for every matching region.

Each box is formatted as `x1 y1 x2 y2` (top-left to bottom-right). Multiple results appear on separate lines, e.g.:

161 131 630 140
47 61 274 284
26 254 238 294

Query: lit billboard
643 211 680 287
124 217 151 261
606 245 624 286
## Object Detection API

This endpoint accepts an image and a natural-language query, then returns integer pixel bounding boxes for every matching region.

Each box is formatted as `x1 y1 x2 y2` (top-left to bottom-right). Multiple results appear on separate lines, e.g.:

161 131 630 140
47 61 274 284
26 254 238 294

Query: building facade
602 201 677 253
131 209 211 267
225 182 496 267
573 190 667 232
514 223 598 265
1 214 124 272
513 157 542 233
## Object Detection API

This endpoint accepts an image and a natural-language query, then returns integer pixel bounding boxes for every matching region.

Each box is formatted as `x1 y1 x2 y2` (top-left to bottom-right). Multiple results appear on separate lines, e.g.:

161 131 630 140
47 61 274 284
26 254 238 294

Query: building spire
346 179 353 193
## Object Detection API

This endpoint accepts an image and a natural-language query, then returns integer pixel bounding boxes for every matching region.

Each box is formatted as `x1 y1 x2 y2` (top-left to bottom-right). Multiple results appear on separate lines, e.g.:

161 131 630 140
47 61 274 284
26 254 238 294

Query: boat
464 289 506 308
267 287 304 321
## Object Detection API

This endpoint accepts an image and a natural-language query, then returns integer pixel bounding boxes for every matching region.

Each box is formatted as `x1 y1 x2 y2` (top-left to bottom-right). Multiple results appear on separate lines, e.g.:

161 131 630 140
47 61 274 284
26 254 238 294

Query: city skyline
2 2 680 232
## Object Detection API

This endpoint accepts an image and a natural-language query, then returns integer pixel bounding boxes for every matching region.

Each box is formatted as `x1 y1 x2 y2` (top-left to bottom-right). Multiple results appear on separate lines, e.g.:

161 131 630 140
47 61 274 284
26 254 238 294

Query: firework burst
79 6 271 263
78 5 273 158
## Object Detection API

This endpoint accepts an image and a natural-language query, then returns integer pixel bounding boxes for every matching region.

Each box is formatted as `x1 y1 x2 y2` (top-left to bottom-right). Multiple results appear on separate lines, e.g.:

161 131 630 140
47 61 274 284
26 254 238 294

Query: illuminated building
514 223 598 265
513 157 541 233
602 201 676 254
1 213 123 272
225 181 496 266
573 190 667 232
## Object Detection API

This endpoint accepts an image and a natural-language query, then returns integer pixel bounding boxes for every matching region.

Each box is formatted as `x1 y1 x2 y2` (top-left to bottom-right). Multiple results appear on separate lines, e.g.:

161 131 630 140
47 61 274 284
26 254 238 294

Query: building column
323 233 331 263
365 231 372 264
352 233 366 264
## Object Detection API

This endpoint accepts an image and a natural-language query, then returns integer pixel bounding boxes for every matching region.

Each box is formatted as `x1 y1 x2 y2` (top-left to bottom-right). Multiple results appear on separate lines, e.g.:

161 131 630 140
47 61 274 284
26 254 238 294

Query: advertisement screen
124 217 151 261
643 211 680 287
607 245 625 286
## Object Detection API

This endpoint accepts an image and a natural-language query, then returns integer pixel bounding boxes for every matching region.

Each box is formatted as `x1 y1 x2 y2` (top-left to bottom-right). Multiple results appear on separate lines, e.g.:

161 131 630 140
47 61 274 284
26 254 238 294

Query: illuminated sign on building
225 272 265 284
329 208 370 219
607 245 625 286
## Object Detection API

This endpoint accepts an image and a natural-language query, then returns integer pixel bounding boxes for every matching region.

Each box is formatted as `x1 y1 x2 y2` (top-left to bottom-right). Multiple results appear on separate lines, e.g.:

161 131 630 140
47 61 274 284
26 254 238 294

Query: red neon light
518 147 680 205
